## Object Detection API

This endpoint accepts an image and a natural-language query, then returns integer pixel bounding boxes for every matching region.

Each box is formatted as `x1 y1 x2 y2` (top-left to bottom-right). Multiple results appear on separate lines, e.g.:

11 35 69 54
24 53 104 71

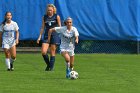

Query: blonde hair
47 4 56 14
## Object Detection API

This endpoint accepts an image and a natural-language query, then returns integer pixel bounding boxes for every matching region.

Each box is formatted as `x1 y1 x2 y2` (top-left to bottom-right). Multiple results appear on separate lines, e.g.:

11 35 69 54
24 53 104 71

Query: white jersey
54 26 79 52
0 21 19 48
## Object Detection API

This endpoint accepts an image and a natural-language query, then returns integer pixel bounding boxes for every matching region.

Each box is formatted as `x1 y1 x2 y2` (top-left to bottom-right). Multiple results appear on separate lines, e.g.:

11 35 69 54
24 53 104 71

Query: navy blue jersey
42 14 60 44
44 14 58 36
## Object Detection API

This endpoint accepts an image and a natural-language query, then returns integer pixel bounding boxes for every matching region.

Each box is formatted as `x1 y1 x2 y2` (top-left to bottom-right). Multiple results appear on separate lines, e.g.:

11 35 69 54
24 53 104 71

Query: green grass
0 53 140 93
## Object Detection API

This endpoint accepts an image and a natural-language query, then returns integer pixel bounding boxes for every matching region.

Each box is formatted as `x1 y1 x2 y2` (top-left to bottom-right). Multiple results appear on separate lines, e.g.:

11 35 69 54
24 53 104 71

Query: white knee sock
66 62 70 69
5 58 10 69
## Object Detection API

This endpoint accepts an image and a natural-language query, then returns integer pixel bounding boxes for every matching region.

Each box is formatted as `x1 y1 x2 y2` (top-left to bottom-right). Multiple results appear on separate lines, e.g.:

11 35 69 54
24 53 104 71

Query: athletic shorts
2 40 16 49
42 35 60 45
60 49 75 56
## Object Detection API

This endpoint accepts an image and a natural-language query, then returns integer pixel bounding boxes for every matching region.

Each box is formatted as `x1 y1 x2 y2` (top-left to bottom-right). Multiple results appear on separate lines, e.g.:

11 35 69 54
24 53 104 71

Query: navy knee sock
50 56 55 70
42 54 50 66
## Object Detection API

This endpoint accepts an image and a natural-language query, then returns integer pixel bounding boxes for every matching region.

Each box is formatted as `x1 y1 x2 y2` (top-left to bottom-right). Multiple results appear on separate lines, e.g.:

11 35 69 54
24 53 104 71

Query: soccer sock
42 54 50 66
66 62 70 78
70 64 74 71
10 58 16 69
5 58 10 69
66 62 70 70
10 58 16 64
50 56 55 70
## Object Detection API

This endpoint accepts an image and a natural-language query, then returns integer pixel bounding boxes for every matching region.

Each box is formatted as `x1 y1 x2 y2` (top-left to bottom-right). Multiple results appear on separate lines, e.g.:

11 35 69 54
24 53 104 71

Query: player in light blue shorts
0 12 19 71
48 17 79 78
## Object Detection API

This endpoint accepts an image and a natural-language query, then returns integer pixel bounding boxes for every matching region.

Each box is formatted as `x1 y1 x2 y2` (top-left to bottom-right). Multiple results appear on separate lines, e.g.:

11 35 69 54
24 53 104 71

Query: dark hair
64 21 66 25
2 11 12 25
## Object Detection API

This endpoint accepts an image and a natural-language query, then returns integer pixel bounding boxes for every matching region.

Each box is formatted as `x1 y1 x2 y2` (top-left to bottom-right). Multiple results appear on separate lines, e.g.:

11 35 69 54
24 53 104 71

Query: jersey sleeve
54 27 63 33
74 27 79 37
0 25 3 32
14 22 19 31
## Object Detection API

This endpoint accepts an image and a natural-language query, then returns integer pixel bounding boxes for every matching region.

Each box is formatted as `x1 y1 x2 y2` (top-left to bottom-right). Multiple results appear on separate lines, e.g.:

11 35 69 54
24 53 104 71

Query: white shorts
60 49 75 56
2 40 16 49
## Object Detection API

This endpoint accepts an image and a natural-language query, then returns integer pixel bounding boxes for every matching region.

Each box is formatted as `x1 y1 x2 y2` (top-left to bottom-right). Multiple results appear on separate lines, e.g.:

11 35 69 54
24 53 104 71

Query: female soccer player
37 4 61 71
0 11 19 71
48 17 79 78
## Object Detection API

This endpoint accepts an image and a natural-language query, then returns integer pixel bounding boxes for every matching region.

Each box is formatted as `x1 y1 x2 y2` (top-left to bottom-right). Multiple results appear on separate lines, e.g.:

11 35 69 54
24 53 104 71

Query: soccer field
0 53 140 93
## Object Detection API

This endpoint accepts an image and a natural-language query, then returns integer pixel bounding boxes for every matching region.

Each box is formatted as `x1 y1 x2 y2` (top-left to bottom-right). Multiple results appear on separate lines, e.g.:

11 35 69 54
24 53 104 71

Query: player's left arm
0 32 2 46
57 15 61 27
74 28 79 44
14 23 19 45
15 30 19 45
0 25 3 46
75 36 79 44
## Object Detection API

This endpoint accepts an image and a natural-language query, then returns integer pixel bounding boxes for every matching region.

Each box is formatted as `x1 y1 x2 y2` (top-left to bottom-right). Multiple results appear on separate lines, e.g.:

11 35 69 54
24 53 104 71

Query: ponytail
1 11 12 25
2 19 6 25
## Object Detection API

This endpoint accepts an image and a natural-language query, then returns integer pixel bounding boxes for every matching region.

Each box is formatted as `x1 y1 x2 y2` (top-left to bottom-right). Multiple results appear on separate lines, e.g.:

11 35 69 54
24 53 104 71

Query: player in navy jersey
37 4 61 71
48 17 79 78
0 12 19 71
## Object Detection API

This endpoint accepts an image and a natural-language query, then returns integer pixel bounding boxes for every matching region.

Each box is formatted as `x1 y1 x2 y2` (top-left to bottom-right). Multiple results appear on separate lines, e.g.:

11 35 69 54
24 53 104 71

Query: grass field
0 53 140 93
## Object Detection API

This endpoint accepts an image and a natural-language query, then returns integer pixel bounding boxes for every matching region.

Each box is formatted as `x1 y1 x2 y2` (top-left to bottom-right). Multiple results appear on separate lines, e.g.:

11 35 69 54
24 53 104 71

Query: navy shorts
42 35 60 45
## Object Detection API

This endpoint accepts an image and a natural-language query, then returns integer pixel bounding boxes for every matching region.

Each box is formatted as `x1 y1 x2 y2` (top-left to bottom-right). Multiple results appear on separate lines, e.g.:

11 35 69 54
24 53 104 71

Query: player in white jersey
48 17 79 78
0 12 19 71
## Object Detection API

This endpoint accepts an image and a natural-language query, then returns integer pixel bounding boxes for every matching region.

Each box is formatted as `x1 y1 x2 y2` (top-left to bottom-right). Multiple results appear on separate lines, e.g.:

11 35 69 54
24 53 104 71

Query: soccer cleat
45 66 50 71
7 69 11 71
50 68 54 71
66 75 70 78
11 68 14 71
49 64 54 71
70 67 74 71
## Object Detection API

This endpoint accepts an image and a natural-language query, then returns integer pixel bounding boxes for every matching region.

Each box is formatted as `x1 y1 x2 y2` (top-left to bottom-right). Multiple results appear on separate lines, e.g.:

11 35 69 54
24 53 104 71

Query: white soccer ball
69 71 79 79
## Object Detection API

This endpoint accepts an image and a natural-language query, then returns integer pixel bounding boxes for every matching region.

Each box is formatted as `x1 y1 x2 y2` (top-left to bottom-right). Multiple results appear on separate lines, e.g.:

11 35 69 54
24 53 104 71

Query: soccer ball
69 71 79 79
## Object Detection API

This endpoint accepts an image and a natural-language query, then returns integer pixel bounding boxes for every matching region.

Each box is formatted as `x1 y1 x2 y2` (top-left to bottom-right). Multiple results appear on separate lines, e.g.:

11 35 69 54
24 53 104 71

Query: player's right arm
48 27 63 43
0 32 2 46
0 25 3 46
37 17 45 44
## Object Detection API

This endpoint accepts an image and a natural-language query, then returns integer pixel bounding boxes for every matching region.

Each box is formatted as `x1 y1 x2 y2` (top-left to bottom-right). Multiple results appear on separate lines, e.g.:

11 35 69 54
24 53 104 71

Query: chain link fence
75 40 139 54
12 40 139 54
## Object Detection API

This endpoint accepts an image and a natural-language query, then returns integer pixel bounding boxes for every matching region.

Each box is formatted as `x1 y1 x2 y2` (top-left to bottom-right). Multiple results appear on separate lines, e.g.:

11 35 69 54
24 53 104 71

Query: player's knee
50 45 56 50
50 48 56 53
11 55 16 59
50 51 56 56
42 51 46 55
5 51 10 56
5 54 10 57
65 58 70 62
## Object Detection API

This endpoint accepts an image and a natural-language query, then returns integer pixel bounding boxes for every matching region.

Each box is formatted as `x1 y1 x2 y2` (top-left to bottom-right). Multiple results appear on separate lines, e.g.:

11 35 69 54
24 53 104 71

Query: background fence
13 40 139 54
